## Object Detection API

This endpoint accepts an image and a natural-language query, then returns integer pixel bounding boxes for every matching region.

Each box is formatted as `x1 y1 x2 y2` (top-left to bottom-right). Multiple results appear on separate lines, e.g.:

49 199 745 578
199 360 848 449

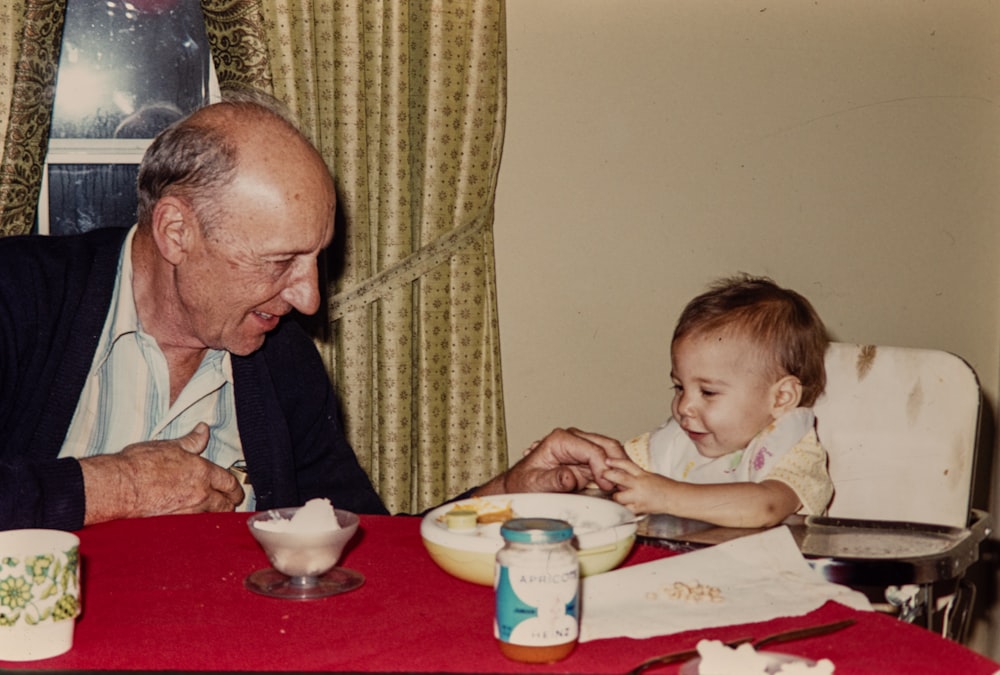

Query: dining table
3 511 998 674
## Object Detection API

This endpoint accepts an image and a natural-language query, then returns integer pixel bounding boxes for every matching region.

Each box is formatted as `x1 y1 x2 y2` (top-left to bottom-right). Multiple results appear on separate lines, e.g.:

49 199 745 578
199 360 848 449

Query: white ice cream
696 639 835 675
254 498 342 533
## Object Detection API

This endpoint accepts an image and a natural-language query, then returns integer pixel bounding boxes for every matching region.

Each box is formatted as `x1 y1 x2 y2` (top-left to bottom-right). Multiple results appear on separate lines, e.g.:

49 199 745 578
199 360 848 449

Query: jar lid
500 518 573 543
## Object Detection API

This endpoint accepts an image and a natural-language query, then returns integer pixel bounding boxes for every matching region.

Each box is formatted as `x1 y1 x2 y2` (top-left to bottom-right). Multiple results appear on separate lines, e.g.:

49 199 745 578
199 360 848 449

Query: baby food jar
494 518 579 663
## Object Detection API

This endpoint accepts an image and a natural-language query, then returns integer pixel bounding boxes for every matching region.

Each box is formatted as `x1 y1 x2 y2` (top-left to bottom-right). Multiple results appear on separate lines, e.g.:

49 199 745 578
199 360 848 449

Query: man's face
173 158 335 356
669 330 781 459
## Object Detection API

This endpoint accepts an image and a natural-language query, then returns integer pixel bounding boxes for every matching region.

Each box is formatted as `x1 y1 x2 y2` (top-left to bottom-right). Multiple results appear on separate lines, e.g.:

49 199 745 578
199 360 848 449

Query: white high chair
811 342 989 641
815 342 981 528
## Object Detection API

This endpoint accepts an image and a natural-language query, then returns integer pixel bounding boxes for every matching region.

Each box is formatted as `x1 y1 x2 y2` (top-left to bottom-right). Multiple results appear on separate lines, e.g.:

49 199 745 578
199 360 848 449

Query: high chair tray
790 509 990 586
638 509 991 585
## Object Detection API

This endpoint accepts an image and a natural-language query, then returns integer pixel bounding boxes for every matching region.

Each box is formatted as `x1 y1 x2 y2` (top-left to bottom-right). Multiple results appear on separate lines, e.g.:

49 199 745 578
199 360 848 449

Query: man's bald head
136 94 331 236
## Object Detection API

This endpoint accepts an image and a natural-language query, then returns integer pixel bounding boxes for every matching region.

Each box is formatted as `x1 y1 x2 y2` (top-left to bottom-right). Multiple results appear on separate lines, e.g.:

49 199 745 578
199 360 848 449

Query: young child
603 274 833 528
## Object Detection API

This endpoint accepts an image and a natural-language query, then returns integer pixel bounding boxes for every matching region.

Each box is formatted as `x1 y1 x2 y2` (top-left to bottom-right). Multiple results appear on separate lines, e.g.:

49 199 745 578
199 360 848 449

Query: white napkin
579 526 872 642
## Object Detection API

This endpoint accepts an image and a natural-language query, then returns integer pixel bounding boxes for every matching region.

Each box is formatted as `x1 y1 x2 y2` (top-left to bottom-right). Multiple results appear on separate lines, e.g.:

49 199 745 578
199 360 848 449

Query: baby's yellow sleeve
623 432 653 472
764 428 834 515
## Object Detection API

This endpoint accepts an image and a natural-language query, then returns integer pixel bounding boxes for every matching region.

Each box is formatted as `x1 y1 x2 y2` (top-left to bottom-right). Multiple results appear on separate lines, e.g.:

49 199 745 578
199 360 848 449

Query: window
39 0 216 235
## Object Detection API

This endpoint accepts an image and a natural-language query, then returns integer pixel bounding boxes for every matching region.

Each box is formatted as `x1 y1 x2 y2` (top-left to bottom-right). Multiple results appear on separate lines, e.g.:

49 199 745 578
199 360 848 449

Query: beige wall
494 0 1000 654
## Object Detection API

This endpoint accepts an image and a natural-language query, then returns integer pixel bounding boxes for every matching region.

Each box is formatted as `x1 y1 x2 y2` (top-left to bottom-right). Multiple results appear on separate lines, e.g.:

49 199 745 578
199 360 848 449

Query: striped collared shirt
60 226 253 510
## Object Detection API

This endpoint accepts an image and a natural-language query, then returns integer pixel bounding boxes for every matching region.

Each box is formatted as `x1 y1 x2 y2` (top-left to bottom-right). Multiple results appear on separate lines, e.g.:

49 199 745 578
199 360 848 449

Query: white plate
421 492 635 550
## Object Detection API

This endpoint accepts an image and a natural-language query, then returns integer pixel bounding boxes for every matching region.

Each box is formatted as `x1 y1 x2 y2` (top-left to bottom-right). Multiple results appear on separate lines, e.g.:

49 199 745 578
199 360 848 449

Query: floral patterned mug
0 530 81 662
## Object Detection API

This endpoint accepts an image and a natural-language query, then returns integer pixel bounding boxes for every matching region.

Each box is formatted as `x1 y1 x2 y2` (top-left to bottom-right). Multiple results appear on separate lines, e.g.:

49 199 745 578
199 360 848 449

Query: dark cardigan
0 227 387 530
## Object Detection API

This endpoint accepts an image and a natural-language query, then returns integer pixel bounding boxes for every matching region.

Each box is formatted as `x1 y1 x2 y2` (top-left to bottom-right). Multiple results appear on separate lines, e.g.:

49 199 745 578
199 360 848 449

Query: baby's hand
603 456 657 484
604 458 675 515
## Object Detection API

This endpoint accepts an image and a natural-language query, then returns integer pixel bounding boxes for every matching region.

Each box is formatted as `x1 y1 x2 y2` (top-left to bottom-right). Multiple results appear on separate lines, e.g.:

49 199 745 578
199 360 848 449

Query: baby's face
670 331 781 458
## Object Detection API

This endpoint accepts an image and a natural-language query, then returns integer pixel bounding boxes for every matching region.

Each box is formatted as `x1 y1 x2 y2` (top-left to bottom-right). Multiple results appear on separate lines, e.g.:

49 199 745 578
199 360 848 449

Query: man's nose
281 258 320 315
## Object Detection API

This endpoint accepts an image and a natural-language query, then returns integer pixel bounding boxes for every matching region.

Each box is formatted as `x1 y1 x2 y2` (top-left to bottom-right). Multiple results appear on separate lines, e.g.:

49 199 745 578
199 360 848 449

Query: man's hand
475 427 627 496
80 423 245 526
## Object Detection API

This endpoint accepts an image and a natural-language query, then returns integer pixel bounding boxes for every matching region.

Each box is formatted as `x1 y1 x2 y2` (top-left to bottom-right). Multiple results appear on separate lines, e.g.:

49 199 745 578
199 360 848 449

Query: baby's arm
604 458 801 528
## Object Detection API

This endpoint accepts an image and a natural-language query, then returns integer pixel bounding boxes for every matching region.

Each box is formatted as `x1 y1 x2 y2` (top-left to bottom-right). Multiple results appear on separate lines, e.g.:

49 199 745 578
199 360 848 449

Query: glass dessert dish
246 503 363 600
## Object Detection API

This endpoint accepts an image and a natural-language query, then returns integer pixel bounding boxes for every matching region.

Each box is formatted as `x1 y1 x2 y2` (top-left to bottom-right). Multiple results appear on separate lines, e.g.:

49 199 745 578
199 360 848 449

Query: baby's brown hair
673 274 829 406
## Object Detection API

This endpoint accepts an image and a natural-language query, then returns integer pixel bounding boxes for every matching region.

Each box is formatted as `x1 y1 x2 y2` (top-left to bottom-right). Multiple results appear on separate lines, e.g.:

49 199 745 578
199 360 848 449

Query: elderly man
0 98 621 530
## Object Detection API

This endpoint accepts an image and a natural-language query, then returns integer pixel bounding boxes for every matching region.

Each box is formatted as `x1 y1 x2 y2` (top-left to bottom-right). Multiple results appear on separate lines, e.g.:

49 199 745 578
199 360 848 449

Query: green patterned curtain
0 0 64 236
203 0 509 514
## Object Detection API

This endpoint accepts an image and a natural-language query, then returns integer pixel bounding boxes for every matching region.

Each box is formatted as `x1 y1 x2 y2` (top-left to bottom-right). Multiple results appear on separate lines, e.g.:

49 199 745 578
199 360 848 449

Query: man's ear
150 196 196 265
772 375 803 414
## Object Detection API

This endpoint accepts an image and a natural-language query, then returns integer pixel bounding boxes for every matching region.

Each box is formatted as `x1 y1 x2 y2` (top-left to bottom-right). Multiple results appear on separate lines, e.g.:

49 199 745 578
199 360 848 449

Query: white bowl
421 493 637 585
248 507 359 578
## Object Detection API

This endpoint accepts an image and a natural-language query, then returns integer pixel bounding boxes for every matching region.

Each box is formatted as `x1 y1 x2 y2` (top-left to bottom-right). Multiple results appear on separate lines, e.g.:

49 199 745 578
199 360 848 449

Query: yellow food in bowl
443 498 514 524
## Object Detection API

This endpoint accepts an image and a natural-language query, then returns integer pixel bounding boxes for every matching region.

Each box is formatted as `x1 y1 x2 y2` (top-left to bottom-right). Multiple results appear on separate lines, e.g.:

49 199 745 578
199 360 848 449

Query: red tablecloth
2 512 997 673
